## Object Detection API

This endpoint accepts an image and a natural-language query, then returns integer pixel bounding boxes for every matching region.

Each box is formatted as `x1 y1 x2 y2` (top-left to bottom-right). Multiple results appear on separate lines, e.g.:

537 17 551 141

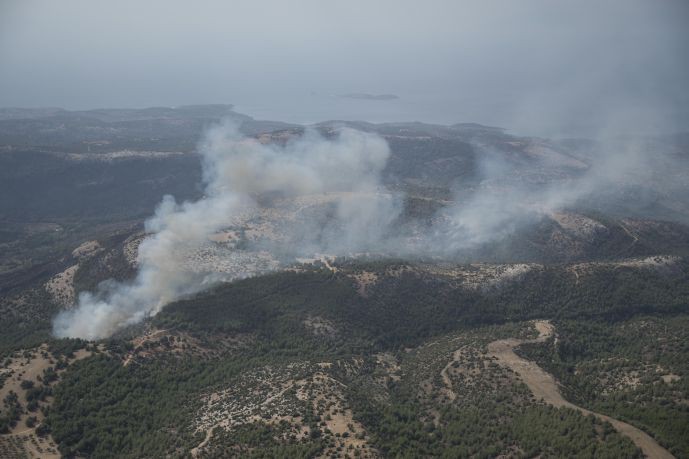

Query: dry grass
191 362 378 458
122 328 252 366
44 264 78 307
71 240 102 259
569 255 680 281
0 345 94 458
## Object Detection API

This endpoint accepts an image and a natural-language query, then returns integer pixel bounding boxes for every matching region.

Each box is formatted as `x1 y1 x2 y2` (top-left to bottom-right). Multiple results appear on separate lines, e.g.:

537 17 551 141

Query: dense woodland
520 316 689 457
26 260 689 457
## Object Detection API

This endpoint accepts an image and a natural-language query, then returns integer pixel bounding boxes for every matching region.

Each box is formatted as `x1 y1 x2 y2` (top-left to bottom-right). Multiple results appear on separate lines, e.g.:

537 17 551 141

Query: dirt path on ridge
485 320 674 459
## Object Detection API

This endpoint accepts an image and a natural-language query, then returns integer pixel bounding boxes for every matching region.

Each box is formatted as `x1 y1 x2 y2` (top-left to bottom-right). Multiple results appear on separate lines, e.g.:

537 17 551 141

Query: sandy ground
298 373 373 456
123 232 146 267
0 432 60 459
550 212 607 242
44 264 78 307
0 345 93 458
440 346 470 402
122 328 170 366
414 262 541 290
65 150 187 161
486 321 674 459
71 240 102 259
351 271 378 297
569 255 680 282
191 364 377 458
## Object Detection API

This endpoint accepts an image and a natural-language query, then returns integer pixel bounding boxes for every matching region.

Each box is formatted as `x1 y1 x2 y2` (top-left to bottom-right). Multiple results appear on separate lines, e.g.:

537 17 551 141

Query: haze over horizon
1 0 688 137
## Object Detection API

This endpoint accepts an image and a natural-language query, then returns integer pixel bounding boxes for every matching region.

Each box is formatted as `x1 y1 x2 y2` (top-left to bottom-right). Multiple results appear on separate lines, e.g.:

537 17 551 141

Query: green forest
24 260 688 457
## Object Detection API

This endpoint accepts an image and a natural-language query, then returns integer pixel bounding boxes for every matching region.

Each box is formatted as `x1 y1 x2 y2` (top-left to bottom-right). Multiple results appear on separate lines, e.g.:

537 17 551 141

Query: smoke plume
53 123 398 339
53 119 686 339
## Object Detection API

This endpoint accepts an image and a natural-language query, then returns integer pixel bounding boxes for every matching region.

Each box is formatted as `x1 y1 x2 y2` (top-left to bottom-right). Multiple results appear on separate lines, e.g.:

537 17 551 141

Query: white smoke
53 119 684 339
436 131 676 252
53 123 399 339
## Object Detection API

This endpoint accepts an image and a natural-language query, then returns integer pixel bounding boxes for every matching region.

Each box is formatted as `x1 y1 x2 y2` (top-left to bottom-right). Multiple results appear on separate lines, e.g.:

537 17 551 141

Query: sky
1 0 688 136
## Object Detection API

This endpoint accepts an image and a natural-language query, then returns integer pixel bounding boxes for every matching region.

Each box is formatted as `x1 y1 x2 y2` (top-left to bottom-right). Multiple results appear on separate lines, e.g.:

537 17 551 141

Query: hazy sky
1 0 687 136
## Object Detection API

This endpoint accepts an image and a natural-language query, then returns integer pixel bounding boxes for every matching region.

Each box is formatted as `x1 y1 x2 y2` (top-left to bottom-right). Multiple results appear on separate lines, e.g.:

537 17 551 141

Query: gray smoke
439 129 687 251
53 123 399 339
53 119 687 339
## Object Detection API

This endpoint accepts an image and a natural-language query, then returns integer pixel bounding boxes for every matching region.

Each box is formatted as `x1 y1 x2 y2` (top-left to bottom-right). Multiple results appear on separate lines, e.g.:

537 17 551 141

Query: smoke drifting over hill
53 123 399 339
53 118 688 339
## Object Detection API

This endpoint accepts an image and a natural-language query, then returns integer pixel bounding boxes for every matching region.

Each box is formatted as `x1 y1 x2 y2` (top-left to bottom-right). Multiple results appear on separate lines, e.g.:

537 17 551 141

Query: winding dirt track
487 321 674 459
440 347 463 401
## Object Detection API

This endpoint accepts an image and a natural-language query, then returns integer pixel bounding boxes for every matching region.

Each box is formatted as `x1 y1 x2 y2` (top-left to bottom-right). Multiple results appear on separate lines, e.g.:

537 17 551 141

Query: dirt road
486 320 674 459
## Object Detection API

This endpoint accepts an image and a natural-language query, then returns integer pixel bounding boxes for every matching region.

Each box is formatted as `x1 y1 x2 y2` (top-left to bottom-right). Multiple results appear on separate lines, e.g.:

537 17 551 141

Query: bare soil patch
486 321 674 459
44 264 78 307
71 240 102 259
0 345 94 458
